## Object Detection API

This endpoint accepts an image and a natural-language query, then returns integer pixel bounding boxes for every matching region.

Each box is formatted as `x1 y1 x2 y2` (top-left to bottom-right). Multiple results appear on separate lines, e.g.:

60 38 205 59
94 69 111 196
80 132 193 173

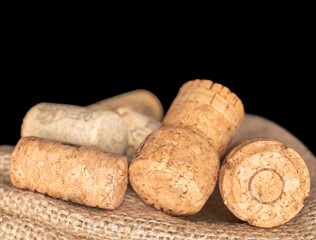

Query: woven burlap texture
0 114 315 239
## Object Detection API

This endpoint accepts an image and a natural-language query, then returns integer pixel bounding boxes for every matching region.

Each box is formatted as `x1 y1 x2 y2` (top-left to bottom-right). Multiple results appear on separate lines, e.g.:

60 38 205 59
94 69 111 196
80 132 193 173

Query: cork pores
129 79 245 215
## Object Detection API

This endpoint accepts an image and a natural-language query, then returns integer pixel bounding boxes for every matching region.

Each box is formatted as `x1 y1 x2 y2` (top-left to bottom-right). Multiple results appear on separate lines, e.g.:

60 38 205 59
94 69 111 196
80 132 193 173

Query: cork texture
88 89 164 120
129 126 219 215
21 102 127 154
114 107 161 159
162 79 244 157
0 114 315 239
129 79 244 216
10 137 128 209
219 138 310 227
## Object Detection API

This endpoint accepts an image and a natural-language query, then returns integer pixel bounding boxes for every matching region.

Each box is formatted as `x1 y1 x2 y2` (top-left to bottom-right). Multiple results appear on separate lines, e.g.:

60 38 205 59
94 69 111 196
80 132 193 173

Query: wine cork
163 79 244 158
115 107 161 158
21 103 127 154
219 138 311 227
87 90 162 158
10 136 128 209
129 126 219 215
129 79 244 216
88 89 164 121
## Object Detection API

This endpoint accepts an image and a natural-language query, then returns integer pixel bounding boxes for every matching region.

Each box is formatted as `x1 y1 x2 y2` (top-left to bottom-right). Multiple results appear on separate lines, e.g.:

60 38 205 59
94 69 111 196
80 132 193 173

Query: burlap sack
0 114 315 239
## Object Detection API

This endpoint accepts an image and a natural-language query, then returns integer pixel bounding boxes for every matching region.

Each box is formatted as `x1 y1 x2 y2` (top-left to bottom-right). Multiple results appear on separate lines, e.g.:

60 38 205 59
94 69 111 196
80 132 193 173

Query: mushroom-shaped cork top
219 138 310 228
163 79 244 157
129 126 219 216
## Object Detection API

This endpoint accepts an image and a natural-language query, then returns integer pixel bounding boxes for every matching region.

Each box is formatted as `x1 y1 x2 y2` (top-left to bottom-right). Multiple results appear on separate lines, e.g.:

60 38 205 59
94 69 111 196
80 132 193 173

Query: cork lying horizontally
114 107 161 159
21 103 127 154
88 90 163 158
1 114 315 239
219 138 311 227
88 89 164 121
10 136 128 209
129 79 245 216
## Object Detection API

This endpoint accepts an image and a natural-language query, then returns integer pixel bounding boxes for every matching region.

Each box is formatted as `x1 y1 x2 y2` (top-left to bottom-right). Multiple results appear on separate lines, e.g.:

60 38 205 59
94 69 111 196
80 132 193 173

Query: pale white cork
21 103 127 154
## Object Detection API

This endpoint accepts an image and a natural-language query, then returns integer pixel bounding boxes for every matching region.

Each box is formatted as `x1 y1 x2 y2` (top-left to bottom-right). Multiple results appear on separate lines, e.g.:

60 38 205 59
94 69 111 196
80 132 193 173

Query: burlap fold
0 114 315 239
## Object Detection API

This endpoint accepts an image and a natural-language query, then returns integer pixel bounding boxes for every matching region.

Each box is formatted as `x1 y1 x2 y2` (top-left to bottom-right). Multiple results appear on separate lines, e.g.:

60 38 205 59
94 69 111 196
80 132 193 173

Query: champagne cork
219 138 311 227
21 103 127 154
88 89 164 121
163 79 244 158
129 79 244 216
130 126 219 215
10 136 128 209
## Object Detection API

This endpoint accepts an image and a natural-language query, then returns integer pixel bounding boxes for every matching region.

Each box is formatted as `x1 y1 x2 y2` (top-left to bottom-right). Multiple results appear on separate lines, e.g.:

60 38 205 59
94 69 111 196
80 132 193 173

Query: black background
1 26 314 155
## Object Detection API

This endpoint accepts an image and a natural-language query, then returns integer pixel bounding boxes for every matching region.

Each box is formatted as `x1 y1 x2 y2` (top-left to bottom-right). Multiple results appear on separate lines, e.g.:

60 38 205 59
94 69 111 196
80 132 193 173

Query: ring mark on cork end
248 168 284 205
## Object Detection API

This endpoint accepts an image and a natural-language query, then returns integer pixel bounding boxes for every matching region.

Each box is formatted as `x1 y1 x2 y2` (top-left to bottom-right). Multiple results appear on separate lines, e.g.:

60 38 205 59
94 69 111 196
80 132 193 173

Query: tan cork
10 136 128 209
21 103 127 154
88 89 164 121
219 138 311 227
163 79 244 158
129 79 244 216
129 126 219 215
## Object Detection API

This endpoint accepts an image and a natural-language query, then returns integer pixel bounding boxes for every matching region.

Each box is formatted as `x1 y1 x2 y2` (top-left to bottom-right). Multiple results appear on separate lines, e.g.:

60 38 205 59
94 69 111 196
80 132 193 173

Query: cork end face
163 79 244 157
178 79 245 127
129 126 220 216
20 102 47 137
107 158 129 209
179 79 214 91
219 139 311 228
134 89 165 120
129 160 206 215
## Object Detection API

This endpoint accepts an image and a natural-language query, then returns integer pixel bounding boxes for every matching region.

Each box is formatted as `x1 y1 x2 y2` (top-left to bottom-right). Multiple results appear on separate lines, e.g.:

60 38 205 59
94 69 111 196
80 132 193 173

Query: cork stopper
129 126 219 216
163 79 244 157
88 89 164 120
10 136 128 209
130 79 244 216
115 107 161 159
21 103 127 154
219 138 311 227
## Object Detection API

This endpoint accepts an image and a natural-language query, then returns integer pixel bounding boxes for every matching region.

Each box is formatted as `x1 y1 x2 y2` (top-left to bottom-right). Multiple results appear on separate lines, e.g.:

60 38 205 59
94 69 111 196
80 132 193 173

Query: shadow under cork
182 113 316 226
181 184 243 224
181 114 286 224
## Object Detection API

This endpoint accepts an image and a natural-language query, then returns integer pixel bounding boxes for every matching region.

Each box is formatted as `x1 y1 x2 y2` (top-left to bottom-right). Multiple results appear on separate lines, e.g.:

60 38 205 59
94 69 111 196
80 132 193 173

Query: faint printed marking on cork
37 104 97 125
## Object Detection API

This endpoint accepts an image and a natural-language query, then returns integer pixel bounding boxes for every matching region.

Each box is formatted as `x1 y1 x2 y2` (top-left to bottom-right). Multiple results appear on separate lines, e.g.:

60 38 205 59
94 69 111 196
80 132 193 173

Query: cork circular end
134 89 164 120
219 138 311 228
178 79 245 126
163 79 245 157
129 126 220 216
248 168 284 204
